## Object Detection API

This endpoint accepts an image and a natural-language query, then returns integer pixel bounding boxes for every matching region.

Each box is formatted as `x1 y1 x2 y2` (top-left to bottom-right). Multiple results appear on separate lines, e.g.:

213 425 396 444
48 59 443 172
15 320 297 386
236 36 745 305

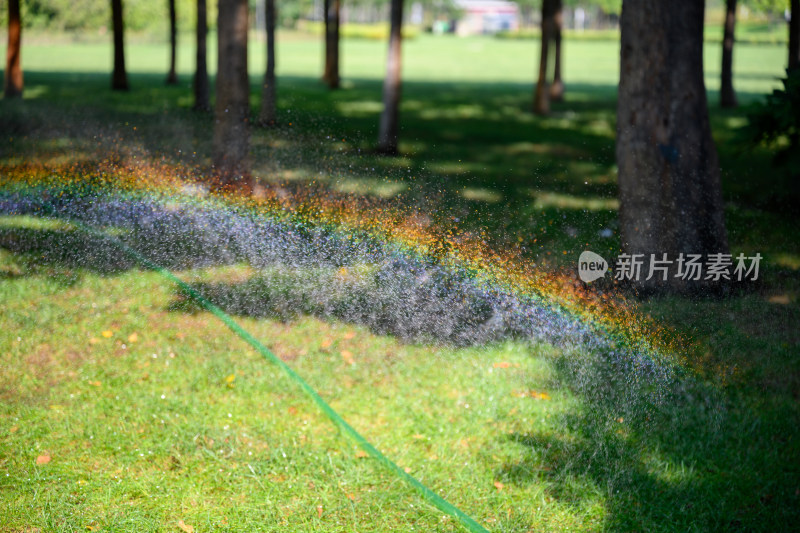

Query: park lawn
0 214 598 531
1 32 799 531
0 213 798 532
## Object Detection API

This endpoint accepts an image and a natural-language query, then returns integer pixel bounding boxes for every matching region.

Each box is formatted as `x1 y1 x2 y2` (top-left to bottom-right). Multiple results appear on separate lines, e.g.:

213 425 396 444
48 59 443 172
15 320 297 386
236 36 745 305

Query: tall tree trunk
617 0 728 294
549 0 564 102
193 0 210 111
720 0 737 108
166 0 178 84
790 0 800 70
111 0 129 90
4 0 23 98
323 0 341 88
213 0 252 194
377 0 404 155
533 0 556 115
259 0 277 125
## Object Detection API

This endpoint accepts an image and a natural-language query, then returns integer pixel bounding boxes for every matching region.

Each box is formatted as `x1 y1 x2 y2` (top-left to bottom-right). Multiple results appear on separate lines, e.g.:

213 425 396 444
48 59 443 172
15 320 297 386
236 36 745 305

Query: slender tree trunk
720 0 737 107
259 0 277 126
166 0 178 84
533 0 556 115
213 0 252 194
377 0 404 155
111 0 129 90
193 0 210 111
617 0 728 293
790 0 800 70
323 0 341 88
549 0 564 102
4 0 23 98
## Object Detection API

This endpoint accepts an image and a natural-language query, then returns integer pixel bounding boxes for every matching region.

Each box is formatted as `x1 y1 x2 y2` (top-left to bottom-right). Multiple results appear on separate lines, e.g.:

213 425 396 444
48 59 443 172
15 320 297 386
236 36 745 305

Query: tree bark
213 0 252 194
377 0 404 155
111 0 129 91
193 0 210 111
323 0 341 88
720 0 737 108
549 0 564 102
166 0 178 85
617 0 728 294
4 0 23 98
790 0 800 70
533 0 557 115
259 0 277 126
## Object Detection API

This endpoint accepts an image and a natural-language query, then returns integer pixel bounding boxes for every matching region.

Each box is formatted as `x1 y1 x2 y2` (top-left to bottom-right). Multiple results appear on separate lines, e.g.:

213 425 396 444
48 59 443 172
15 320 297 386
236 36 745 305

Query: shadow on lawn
1 217 798 531
5 69 799 265
3 70 799 530
496 346 800 532
0 219 242 281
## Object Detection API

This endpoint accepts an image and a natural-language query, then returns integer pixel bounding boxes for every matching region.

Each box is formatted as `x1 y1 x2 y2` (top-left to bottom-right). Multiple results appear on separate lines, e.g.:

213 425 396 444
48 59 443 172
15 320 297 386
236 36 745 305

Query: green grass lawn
1 32 799 531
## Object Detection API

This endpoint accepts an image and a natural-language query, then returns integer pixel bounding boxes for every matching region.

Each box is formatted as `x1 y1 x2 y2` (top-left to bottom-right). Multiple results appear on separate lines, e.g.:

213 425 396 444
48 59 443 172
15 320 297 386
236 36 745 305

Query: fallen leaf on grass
88 338 100 345
494 481 504 491
101 330 113 338
768 294 790 305
177 520 194 533
36 454 51 465
9 425 18 433
493 362 512 368
355 450 368 458
225 374 236 387
320 338 333 350
127 333 138 343
343 331 356 340
341 350 355 365
88 381 101 387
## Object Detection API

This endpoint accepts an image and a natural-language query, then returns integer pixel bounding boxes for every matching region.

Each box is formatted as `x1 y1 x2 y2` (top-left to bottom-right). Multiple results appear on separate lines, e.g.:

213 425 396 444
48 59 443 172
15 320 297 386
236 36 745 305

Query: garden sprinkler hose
70 218 491 533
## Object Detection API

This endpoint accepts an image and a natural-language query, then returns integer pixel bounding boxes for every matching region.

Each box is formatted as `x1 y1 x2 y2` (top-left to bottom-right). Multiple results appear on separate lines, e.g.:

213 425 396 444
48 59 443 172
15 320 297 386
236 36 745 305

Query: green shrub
749 68 800 182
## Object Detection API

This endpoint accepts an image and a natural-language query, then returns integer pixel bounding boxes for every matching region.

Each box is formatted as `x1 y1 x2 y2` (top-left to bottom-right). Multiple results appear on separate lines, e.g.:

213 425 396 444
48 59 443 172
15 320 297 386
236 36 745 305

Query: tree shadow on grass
0 216 242 283
4 70 796 266
2 215 798 531
496 345 800 531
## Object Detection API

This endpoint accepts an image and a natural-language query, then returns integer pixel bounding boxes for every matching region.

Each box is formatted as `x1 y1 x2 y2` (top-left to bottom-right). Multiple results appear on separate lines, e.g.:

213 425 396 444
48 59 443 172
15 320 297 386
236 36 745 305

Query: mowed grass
0 214 798 532
1 31 799 531
0 215 596 531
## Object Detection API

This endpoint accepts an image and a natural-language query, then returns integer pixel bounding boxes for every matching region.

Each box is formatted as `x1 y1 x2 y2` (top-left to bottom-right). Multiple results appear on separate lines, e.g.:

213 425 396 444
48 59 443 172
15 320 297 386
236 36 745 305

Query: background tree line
4 0 800 293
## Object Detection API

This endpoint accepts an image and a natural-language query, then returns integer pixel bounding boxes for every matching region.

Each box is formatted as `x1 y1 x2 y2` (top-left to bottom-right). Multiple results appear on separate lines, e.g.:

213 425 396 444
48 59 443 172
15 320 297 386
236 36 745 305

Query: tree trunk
323 0 341 88
533 0 556 115
377 0 403 155
790 0 800 70
617 0 728 294
720 0 737 108
4 0 23 98
259 0 277 126
212 0 252 194
193 0 210 111
111 0 129 90
166 0 178 85
549 0 565 102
